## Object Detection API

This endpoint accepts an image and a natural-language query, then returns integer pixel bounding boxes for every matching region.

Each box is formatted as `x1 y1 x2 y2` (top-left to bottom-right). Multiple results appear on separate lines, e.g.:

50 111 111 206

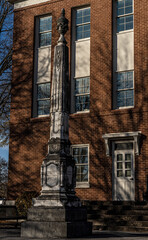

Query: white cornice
9 0 51 9
102 131 141 156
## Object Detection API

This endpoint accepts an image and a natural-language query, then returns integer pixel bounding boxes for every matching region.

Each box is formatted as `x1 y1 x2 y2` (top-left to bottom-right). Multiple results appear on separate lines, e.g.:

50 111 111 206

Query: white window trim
102 131 141 156
75 37 90 44
14 0 52 10
71 144 90 188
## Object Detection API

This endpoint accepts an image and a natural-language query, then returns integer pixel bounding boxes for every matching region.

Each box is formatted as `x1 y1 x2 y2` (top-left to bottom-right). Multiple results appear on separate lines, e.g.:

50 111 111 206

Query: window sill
76 182 90 188
72 110 90 115
30 115 50 122
113 106 134 110
117 29 133 34
38 45 51 50
75 37 90 43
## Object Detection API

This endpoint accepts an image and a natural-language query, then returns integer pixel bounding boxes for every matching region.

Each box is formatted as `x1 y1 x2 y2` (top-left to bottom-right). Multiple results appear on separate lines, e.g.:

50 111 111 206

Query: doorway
113 141 135 201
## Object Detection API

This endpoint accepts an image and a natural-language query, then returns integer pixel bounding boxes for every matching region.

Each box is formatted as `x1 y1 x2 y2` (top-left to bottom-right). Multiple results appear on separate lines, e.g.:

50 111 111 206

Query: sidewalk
1 229 148 240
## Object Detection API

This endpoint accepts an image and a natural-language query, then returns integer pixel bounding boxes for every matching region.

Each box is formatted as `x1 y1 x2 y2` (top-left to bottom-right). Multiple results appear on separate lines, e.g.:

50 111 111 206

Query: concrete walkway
1 229 148 240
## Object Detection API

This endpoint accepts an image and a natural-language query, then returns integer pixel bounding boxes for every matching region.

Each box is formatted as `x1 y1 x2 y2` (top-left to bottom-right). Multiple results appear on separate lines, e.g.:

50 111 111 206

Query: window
71 7 90 114
39 16 52 47
71 145 89 186
33 15 52 117
76 7 90 40
116 71 134 108
37 83 50 115
117 0 133 32
75 77 90 112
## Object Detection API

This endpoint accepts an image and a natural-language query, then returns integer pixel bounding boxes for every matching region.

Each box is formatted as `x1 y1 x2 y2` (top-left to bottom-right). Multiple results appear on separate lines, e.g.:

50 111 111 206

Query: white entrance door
113 142 135 201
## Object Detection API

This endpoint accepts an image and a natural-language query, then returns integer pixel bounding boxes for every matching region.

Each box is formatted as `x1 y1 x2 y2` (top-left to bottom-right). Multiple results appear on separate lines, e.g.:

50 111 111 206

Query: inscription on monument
46 163 59 187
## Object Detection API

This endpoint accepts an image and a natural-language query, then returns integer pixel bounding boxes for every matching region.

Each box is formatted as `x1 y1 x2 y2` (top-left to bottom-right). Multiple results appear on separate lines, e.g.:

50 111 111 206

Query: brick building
8 0 148 202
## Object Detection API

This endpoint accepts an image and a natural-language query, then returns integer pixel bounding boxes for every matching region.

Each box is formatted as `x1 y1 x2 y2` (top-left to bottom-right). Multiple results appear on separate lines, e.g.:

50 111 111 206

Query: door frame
112 140 135 201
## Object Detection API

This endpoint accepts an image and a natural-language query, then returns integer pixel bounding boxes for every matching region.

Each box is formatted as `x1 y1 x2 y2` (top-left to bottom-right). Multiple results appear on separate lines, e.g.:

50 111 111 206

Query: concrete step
93 221 148 232
107 225 148 232
88 209 148 216
85 201 148 232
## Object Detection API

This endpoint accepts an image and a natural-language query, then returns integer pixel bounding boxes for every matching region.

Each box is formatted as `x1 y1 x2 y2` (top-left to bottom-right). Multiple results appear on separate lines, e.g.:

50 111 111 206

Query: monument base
21 207 92 238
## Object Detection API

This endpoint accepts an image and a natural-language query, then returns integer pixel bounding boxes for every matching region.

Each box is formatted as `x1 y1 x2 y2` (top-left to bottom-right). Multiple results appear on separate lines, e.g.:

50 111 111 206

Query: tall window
71 7 90 113
117 0 133 32
113 0 134 109
33 15 52 117
71 145 89 185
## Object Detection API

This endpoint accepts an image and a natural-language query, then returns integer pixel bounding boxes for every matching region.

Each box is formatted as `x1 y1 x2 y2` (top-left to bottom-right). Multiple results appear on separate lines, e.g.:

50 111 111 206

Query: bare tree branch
0 0 13 146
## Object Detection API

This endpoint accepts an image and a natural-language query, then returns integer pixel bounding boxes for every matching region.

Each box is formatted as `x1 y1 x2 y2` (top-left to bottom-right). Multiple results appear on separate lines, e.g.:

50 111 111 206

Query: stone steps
83 201 148 232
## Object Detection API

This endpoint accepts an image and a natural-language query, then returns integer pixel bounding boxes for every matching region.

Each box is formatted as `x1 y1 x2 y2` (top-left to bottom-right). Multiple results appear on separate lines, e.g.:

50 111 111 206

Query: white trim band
11 0 51 10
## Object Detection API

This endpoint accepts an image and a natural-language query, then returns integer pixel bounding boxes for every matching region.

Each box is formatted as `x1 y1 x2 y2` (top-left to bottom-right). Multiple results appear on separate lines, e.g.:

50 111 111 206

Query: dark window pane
126 22 133 30
125 162 131 169
117 71 133 90
81 166 88 182
83 8 90 17
125 6 133 14
38 100 50 115
40 32 52 47
117 154 123 161
81 147 88 155
37 83 50 99
117 0 124 9
40 16 52 32
117 162 123 169
115 143 133 150
73 156 79 164
125 170 131 177
117 18 125 32
76 7 90 40
76 24 90 40
117 170 123 177
76 10 83 24
73 148 79 155
84 15 90 23
125 0 133 7
118 8 124 16
125 154 132 161
75 95 90 111
72 147 88 183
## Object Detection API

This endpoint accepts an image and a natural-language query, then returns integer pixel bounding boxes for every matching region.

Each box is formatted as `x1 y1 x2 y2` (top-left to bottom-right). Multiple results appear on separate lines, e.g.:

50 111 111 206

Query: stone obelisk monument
21 9 92 238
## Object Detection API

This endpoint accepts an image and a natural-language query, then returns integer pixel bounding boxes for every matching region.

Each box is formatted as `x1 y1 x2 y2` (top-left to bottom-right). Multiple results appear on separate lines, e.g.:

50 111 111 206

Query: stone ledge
21 221 92 238
27 206 87 222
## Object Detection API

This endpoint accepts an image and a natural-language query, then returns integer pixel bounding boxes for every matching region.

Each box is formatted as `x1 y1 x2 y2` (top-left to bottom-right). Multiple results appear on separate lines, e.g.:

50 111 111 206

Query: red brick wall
8 0 148 201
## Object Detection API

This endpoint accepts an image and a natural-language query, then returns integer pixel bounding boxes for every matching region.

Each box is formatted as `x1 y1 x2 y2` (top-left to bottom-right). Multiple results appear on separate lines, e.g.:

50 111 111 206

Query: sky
0 146 9 161
0 2 13 163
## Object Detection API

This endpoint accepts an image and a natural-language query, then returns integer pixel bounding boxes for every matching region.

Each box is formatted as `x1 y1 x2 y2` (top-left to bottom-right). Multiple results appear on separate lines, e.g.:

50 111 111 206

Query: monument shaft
21 9 92 238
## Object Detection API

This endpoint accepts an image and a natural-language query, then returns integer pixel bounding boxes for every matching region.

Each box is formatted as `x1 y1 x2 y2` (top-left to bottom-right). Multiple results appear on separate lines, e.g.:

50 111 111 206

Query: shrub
15 191 39 217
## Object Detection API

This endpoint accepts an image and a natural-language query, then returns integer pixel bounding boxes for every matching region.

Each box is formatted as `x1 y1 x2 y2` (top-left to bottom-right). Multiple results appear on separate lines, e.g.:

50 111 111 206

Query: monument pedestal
21 207 92 238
